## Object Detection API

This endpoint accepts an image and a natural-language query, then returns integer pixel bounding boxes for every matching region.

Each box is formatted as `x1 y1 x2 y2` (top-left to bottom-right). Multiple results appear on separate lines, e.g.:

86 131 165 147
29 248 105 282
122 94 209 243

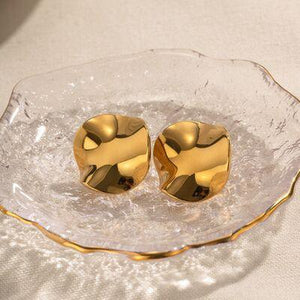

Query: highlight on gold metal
154 121 230 202
73 114 151 194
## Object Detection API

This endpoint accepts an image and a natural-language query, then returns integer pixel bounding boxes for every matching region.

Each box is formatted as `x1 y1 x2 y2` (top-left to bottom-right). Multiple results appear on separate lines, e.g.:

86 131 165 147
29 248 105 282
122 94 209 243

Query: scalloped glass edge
0 49 299 261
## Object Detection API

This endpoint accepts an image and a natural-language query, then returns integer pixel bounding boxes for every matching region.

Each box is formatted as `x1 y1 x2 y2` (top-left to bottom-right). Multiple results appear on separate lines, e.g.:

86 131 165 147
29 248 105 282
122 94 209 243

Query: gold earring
73 114 151 194
153 121 231 202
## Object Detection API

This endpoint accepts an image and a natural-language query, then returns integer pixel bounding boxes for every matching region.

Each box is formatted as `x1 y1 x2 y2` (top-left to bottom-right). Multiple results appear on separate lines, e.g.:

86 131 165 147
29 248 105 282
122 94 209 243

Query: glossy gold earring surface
74 114 150 194
153 121 231 202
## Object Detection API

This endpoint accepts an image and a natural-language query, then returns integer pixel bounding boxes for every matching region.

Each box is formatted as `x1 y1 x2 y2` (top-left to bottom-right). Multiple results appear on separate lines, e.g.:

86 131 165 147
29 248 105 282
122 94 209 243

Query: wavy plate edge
0 49 299 261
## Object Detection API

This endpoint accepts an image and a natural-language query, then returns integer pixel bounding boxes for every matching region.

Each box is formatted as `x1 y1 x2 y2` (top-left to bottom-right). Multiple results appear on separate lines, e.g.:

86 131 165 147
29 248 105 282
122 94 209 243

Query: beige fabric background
0 1 299 299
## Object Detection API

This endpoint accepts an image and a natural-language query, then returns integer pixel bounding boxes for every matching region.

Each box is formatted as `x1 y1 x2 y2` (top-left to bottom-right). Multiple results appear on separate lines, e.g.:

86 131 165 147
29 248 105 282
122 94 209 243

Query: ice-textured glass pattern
0 49 299 256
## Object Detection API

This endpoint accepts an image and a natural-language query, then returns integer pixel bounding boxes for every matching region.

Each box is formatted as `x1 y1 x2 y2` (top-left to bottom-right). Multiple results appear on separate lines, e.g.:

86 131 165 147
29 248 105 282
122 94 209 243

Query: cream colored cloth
0 1 299 299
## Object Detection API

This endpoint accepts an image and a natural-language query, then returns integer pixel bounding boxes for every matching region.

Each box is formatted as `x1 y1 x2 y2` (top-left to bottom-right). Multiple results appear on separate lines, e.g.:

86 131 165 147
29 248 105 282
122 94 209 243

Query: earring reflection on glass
73 114 151 194
153 121 231 202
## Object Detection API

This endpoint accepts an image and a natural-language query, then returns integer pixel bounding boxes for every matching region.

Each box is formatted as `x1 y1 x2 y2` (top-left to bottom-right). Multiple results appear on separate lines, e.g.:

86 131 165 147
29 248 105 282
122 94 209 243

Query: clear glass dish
0 49 299 260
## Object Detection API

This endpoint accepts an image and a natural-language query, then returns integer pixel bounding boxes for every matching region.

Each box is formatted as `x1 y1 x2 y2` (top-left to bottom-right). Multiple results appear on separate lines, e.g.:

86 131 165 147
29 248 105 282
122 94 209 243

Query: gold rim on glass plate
0 50 299 261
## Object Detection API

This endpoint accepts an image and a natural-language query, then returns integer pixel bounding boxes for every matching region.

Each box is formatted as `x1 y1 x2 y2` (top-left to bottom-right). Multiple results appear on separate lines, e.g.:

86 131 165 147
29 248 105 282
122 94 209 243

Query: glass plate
0 49 299 260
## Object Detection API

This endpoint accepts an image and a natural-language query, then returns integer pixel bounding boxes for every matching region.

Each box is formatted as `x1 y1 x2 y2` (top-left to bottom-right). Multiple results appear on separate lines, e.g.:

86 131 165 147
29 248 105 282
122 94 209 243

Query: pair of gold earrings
73 114 231 202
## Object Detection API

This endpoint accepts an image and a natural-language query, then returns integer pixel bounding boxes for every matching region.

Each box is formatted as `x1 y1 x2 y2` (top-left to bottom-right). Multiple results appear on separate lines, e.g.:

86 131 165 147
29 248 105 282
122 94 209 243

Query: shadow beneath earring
44 178 285 295
0 0 40 44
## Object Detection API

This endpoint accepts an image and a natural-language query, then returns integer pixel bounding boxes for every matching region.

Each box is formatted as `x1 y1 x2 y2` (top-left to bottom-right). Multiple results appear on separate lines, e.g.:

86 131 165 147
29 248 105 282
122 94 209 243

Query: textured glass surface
0 49 299 254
